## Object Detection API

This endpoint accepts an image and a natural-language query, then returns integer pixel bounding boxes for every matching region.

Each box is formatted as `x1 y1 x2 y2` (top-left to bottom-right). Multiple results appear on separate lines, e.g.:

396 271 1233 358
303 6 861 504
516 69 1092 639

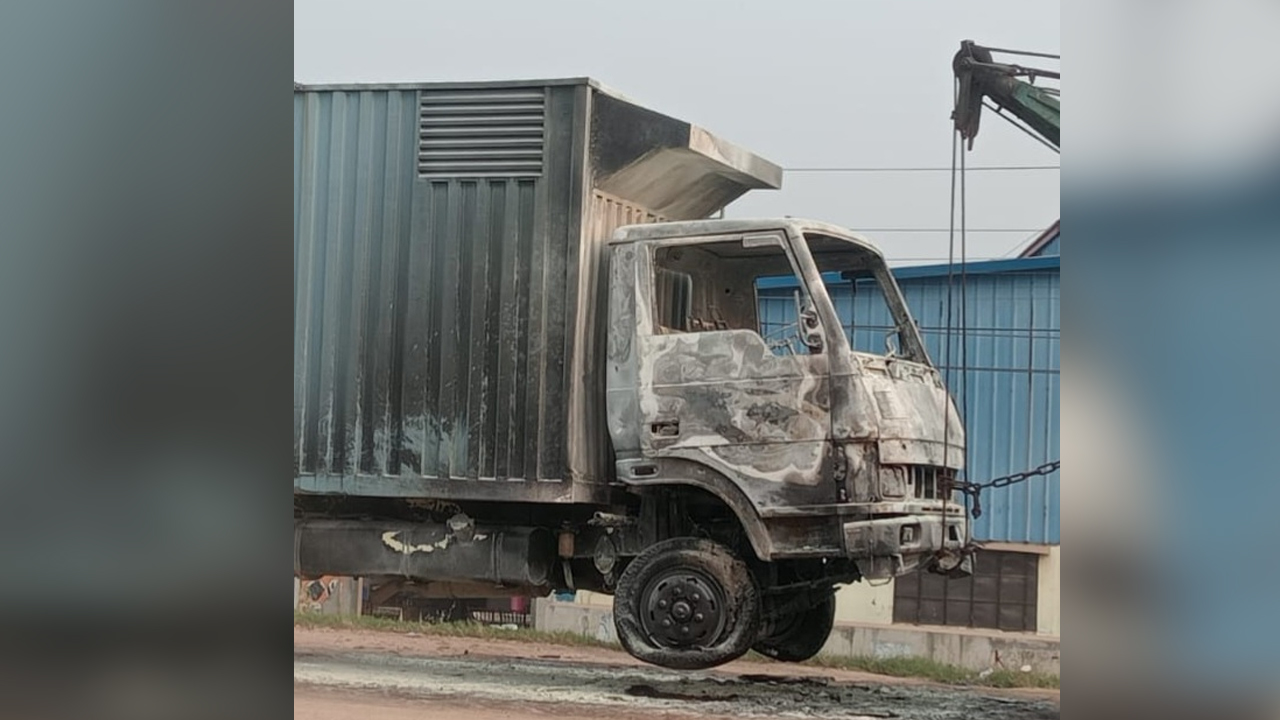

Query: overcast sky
295 1 1059 266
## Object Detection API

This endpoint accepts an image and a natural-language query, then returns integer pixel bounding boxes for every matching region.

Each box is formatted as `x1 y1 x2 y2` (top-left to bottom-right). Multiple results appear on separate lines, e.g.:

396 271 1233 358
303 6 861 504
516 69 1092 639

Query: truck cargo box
294 78 782 505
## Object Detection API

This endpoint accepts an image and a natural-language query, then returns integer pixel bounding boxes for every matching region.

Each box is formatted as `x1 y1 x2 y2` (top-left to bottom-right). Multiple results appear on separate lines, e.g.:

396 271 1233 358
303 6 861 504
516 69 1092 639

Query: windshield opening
756 233 929 362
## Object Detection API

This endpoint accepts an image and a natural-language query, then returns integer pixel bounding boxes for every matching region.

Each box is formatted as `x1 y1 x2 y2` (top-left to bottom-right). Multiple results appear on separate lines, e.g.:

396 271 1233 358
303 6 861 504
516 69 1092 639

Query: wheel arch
619 459 775 561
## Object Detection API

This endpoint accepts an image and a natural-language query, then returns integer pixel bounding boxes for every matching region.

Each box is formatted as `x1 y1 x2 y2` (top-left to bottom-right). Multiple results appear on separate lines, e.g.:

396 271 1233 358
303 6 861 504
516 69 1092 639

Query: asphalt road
293 626 1060 720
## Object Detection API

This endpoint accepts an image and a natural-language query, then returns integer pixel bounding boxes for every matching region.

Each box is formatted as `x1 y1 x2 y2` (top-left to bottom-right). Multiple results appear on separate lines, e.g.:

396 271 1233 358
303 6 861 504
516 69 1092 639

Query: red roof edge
1019 218 1060 258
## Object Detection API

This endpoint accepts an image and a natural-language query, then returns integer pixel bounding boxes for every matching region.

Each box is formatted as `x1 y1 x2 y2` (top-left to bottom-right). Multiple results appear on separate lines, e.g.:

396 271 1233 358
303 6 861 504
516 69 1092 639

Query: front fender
616 456 775 561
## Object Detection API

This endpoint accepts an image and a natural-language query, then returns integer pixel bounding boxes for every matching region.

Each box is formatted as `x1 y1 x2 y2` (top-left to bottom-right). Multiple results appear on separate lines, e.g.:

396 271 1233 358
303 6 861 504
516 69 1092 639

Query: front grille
905 466 954 500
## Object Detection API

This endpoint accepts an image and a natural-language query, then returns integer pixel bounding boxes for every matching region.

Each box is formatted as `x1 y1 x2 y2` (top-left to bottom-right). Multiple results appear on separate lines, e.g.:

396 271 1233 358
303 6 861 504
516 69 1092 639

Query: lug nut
694 613 704 622
681 626 689 635
658 599 668 608
692 594 700 602
662 619 672 627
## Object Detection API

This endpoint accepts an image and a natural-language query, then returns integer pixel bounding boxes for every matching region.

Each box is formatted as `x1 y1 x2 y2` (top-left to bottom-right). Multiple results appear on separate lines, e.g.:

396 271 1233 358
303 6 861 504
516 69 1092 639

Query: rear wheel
752 590 836 663
613 537 761 670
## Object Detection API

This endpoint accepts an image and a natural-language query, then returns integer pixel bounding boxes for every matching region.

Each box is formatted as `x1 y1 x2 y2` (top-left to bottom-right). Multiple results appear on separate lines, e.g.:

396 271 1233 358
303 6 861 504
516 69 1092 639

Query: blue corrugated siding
759 265 1060 544
1032 235 1059 256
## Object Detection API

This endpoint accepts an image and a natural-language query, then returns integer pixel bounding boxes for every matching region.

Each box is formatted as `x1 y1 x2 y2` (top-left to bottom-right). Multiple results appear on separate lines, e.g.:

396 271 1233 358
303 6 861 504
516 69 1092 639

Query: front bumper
843 511 970 579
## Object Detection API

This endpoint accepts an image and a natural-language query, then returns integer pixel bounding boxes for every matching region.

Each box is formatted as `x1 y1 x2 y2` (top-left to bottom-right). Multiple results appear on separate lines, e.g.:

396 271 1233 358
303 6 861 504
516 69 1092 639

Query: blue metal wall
759 257 1060 544
1032 234 1059 256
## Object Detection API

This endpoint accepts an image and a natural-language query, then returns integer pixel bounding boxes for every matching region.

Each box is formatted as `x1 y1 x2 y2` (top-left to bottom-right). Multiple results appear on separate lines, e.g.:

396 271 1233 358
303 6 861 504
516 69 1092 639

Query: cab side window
650 239 819 356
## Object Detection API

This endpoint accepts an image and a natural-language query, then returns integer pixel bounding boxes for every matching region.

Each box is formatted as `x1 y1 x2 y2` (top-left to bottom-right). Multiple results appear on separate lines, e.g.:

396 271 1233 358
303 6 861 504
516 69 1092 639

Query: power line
1001 230 1047 257
784 165 1058 172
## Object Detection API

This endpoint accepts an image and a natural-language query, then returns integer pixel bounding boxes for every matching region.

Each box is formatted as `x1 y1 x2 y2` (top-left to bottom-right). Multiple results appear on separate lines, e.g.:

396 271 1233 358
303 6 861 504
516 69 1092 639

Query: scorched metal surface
294 78 781 505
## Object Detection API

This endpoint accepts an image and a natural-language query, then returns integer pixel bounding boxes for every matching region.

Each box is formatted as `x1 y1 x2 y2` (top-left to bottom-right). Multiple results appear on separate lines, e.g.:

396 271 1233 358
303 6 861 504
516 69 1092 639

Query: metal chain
951 461 1060 519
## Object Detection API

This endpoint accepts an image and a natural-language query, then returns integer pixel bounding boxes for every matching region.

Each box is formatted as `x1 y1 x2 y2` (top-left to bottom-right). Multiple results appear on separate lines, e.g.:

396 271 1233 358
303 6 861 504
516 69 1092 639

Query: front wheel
613 537 761 670
752 590 836 663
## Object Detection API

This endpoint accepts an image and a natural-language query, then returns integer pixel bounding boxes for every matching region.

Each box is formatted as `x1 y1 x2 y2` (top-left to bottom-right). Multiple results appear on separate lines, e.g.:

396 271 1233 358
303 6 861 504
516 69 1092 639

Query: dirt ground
294 626 1060 719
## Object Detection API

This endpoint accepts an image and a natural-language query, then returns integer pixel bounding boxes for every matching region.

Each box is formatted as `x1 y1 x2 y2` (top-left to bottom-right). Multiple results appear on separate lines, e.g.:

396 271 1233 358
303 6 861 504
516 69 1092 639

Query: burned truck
294 78 970 669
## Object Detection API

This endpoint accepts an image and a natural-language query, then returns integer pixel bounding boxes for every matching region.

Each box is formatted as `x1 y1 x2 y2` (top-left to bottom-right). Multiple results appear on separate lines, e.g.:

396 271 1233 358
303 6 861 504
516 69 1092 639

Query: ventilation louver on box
418 89 546 178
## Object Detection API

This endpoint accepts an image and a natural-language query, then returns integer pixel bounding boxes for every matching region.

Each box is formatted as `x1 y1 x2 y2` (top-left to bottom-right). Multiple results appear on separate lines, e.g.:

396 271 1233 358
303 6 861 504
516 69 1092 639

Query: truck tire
752 590 836 663
613 537 761 670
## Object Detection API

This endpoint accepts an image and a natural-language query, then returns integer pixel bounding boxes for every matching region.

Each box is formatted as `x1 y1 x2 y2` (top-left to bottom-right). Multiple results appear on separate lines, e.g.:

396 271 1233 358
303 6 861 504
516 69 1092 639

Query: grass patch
295 612 1057 689
979 668 1060 689
293 611 613 649
788 652 1060 689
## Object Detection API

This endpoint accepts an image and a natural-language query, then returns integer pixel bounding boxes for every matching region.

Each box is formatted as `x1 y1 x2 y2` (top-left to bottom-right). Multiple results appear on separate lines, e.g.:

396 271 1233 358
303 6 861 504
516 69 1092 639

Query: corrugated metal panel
296 80 782 504
294 88 419 481
294 84 580 496
760 266 1060 543
400 177 544 482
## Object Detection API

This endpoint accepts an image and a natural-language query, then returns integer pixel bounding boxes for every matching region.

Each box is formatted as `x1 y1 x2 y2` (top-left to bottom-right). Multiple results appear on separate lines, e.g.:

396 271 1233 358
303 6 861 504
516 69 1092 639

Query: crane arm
952 40 1059 150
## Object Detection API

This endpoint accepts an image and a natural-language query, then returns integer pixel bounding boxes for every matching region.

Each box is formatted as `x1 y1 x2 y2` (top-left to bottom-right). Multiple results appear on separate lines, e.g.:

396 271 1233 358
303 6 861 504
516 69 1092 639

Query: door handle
650 420 680 437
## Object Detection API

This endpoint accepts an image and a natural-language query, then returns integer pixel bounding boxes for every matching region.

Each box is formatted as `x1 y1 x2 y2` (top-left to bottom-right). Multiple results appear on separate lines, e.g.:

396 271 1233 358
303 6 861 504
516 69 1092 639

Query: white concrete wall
1037 545 1061 637
820 621 1060 674
575 590 613 608
533 599 1060 675
833 579 895 625
535 598 620 644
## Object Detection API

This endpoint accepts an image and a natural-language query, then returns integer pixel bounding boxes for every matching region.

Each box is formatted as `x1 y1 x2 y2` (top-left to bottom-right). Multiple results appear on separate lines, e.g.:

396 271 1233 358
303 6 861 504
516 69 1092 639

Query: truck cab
601 218 970 668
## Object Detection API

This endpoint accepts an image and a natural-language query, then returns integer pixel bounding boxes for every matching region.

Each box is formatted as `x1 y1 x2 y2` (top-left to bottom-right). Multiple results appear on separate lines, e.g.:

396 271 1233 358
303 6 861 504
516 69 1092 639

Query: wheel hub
640 570 727 648
671 600 692 621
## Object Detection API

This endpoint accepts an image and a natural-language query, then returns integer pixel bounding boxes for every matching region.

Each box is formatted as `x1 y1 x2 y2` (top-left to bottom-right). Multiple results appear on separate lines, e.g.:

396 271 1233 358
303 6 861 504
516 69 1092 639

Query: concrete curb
532 599 1059 675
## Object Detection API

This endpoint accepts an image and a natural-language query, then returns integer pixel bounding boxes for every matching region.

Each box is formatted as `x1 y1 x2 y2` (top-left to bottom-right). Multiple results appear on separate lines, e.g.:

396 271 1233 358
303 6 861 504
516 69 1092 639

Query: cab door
633 234 836 506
